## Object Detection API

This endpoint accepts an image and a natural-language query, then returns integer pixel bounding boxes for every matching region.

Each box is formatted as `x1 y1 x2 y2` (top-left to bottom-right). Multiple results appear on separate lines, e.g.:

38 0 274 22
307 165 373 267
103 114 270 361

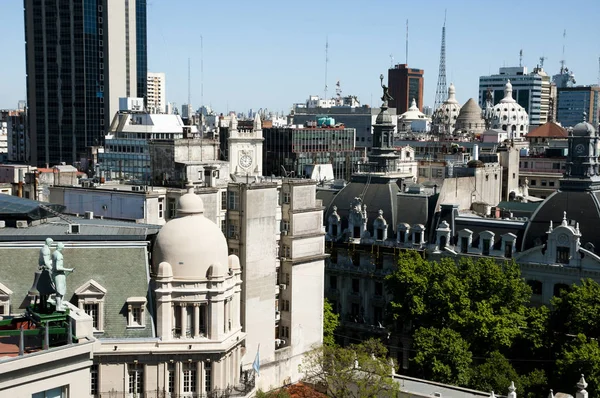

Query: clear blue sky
1 0 599 114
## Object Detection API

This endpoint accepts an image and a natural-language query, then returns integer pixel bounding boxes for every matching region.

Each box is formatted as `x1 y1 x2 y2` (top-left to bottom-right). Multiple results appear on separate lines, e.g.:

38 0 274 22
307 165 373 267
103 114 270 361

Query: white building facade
146 72 166 113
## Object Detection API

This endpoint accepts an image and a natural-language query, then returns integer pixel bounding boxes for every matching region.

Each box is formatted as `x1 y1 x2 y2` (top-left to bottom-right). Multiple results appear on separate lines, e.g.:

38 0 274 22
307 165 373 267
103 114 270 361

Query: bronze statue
51 242 74 312
380 74 394 104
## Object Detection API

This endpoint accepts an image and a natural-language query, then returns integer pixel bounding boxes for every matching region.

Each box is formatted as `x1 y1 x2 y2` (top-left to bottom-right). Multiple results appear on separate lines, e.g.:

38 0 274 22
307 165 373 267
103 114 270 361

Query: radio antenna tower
200 35 204 110
434 10 448 111
405 20 409 64
324 36 329 101
560 29 567 73
187 58 191 107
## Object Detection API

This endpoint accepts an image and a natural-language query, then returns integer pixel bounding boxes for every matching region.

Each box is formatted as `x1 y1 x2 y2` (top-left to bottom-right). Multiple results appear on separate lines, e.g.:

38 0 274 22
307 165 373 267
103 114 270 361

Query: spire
508 381 517 398
409 98 418 110
446 83 458 104
253 112 262 131
576 374 588 398
562 211 568 226
547 220 554 233
500 80 516 103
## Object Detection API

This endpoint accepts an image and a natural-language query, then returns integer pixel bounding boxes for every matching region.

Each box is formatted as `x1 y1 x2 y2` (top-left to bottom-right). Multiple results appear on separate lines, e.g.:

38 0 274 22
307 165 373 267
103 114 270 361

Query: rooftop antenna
200 35 204 111
187 58 191 108
324 36 329 101
434 10 447 111
539 56 547 68
389 54 394 68
560 29 566 73
336 80 342 101
519 49 523 67
405 19 409 64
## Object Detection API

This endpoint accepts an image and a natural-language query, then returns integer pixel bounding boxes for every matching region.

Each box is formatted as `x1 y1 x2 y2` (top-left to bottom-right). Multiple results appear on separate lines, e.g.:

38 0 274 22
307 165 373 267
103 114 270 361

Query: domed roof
399 99 430 122
375 107 393 124
433 83 461 132
457 98 482 120
572 113 596 137
153 185 229 280
490 79 529 133
522 190 600 252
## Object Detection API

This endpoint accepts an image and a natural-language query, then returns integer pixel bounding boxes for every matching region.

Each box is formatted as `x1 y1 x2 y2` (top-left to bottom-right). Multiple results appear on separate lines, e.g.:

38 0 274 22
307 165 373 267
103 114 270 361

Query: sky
1 0 599 115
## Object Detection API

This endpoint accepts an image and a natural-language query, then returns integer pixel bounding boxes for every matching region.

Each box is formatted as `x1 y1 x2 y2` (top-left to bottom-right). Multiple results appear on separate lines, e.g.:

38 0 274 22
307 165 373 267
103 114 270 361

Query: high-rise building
388 64 424 114
479 66 552 127
136 0 148 103
556 86 600 127
146 72 166 113
1 109 28 162
24 0 147 167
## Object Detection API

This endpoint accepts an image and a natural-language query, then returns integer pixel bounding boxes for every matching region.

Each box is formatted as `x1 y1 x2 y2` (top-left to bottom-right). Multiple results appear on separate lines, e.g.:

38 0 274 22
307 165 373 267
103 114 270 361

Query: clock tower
228 113 264 177
561 113 600 191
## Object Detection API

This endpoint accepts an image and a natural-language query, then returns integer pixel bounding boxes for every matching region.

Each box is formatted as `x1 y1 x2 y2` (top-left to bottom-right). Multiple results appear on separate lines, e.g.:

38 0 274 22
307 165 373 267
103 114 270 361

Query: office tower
388 64 424 114
556 86 600 127
147 72 166 113
24 0 146 167
136 0 148 103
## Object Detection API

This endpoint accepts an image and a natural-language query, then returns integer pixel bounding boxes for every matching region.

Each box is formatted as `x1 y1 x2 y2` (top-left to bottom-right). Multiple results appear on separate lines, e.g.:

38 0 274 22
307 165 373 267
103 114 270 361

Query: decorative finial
490 391 496 398
185 181 194 194
509 381 516 393
378 209 384 217
583 112 588 122
576 222 580 234
548 389 554 398
548 220 554 233
578 374 588 390
562 211 568 226
332 205 337 212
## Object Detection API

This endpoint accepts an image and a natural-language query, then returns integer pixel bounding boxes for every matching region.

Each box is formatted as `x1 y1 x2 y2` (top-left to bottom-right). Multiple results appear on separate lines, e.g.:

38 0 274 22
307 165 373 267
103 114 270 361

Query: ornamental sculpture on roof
30 239 74 313
52 242 74 312
380 74 393 105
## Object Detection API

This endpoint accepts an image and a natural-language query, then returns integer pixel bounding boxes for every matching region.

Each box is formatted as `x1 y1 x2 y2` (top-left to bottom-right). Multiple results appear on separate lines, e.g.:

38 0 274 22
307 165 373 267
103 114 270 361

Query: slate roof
0 243 154 339
527 122 568 138
324 174 401 233
523 189 600 251
0 217 160 241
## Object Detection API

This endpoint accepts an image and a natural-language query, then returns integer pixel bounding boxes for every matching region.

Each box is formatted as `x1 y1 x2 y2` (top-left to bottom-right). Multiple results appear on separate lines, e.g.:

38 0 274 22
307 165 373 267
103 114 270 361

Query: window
541 180 548 187
282 221 290 232
375 254 383 269
221 219 227 233
549 181 555 187
90 365 98 396
554 283 570 297
527 280 543 295
126 297 147 328
32 386 68 398
0 282 12 317
75 280 107 332
556 246 570 264
553 162 561 170
374 282 383 296
283 191 291 204
168 198 176 219
523 161 528 168
352 278 360 293
530 179 537 186
204 362 212 392
330 248 338 264
183 362 197 393
167 363 175 394
504 242 513 258
329 275 337 290
282 245 291 258
228 220 239 239
228 191 238 210
353 226 361 238
482 239 491 256
128 363 144 395
352 251 360 266
221 191 227 210
158 198 164 218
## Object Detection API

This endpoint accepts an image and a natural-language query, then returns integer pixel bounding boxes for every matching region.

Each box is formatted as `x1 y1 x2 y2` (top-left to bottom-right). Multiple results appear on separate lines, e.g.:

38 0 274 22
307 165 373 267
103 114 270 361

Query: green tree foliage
411 327 473 386
551 279 600 338
471 351 522 393
556 334 600 396
323 297 340 347
300 339 400 398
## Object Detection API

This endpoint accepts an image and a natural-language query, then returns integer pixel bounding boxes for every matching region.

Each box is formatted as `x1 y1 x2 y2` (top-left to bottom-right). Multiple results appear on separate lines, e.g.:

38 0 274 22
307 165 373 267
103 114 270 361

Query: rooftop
527 122 568 138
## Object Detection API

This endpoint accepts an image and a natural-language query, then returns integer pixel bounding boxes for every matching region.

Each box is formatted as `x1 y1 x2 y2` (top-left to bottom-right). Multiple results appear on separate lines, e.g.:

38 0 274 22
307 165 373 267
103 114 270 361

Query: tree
410 327 473 386
471 351 522 393
299 339 400 398
555 334 600 396
324 297 340 347
551 279 600 339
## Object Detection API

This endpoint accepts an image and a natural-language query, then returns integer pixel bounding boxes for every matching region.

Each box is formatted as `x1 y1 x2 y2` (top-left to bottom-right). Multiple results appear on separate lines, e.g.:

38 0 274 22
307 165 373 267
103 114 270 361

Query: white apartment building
147 72 166 113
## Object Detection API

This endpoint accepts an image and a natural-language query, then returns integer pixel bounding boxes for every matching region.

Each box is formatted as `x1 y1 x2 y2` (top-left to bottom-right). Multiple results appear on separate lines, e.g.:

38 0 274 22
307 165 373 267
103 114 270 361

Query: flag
252 344 260 376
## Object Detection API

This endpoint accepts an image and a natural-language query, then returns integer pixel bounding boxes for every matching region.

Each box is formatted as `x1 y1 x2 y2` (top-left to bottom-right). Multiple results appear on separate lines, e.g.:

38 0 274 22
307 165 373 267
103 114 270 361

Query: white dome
490 79 529 136
433 83 461 133
153 186 229 280
399 98 429 122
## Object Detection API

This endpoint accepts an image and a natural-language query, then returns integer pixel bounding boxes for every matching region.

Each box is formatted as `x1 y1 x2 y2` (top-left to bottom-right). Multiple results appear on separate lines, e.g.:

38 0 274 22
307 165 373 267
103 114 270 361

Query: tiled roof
0 243 154 339
527 122 568 138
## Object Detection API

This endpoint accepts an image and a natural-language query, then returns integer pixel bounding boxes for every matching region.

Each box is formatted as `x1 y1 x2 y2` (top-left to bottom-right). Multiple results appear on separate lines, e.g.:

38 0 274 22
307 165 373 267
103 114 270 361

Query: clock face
575 144 586 155
239 154 253 169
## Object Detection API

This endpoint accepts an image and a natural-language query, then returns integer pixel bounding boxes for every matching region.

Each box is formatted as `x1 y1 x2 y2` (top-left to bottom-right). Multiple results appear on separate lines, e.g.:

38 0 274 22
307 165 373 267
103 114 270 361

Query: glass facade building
24 0 146 167
136 0 148 103
556 87 600 128
263 126 362 181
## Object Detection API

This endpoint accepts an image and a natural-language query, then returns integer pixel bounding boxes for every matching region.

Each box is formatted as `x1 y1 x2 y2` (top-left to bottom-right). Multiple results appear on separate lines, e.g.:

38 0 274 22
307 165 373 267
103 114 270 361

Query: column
193 304 200 338
181 304 187 339
196 360 203 395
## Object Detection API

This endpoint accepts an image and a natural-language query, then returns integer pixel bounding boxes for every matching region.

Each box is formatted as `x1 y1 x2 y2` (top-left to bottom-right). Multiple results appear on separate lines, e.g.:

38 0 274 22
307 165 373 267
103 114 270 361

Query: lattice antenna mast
560 29 566 73
405 20 409 64
597 56 600 86
200 35 204 110
434 10 448 111
324 36 329 101
187 58 191 107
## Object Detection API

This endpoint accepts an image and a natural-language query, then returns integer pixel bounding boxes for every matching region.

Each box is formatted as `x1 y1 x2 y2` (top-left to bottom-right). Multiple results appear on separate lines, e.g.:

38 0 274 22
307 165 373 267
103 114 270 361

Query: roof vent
85 211 94 220
69 224 80 234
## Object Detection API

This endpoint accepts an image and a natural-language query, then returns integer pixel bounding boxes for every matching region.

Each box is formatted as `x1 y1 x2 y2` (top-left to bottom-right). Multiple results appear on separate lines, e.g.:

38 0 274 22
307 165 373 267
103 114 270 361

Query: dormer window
354 226 361 238
482 239 491 255
75 280 107 332
0 282 12 317
126 297 147 328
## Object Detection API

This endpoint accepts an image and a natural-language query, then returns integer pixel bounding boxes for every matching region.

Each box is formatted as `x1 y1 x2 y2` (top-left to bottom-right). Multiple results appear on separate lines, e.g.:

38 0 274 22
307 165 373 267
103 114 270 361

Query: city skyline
1 0 599 113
